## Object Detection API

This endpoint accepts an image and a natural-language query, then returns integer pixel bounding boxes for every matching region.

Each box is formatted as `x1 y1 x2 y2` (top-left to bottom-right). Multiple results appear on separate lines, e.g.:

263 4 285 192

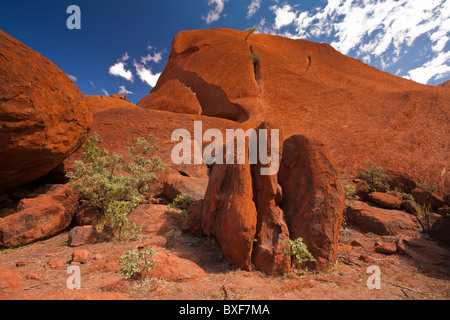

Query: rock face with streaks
0 30 92 191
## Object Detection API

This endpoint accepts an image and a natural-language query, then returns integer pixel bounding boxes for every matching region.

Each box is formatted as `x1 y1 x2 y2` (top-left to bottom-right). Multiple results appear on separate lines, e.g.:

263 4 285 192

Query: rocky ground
1 196 449 300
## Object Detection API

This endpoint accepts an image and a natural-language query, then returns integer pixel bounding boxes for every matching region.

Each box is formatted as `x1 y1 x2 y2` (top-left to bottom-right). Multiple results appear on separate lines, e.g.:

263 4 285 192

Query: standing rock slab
201 145 257 271
0 30 92 191
278 135 345 271
252 123 291 275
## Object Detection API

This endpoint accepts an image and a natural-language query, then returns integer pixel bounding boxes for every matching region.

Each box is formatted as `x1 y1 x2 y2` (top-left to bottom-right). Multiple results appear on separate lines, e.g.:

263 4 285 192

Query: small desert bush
66 134 165 241
245 27 257 41
168 193 193 225
117 247 157 279
251 53 261 64
343 184 360 228
414 203 432 234
358 162 390 193
282 237 315 272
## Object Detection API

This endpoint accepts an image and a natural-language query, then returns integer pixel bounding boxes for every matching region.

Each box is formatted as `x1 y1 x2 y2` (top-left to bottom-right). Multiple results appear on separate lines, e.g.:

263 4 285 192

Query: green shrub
406 202 431 234
117 247 157 279
417 183 438 193
400 192 415 201
245 27 257 41
168 194 193 225
343 184 360 228
358 162 390 193
282 237 315 271
251 53 261 64
66 134 165 240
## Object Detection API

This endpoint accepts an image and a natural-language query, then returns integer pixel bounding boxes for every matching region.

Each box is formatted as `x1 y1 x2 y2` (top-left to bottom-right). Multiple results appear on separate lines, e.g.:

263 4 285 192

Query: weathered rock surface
347 201 418 236
0 30 92 191
397 237 450 267
162 168 208 202
0 184 79 248
84 95 138 113
252 123 291 275
137 79 202 115
201 146 257 271
139 28 450 186
128 204 182 238
430 216 450 247
0 267 22 297
342 178 370 201
367 192 402 210
68 226 98 247
145 252 207 282
278 135 345 271
384 169 417 194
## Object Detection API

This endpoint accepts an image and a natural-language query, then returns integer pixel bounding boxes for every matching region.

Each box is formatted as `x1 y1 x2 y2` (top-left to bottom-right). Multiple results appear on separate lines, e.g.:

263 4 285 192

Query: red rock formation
138 79 202 115
139 28 450 187
63 98 240 184
278 135 345 271
0 184 79 248
348 201 418 236
252 123 291 275
438 80 450 88
201 144 258 271
0 30 92 191
84 95 138 113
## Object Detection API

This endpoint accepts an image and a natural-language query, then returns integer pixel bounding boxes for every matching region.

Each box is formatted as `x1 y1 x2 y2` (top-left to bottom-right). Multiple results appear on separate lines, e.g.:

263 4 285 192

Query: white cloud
141 52 163 64
109 52 134 82
109 62 133 82
271 4 297 30
101 89 109 96
406 51 450 84
133 61 161 88
247 0 261 18
286 0 449 60
203 0 228 24
121 52 130 61
118 86 134 95
68 74 77 82
89 81 96 88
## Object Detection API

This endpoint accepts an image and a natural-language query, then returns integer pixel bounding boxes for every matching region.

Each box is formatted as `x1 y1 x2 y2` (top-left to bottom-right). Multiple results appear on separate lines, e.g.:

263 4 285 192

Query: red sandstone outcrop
139 28 450 188
278 135 345 271
0 30 92 191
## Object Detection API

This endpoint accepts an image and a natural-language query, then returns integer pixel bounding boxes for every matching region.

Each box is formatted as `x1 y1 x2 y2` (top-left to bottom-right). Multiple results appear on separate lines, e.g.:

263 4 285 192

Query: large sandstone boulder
145 252 207 282
0 184 79 248
278 135 345 271
430 216 450 247
162 168 208 202
0 30 92 191
367 192 402 210
201 146 258 271
84 95 138 113
347 201 418 236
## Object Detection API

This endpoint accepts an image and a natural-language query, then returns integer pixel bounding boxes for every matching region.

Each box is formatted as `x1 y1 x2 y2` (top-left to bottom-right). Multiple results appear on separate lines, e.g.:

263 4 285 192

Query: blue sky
0 0 448 104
